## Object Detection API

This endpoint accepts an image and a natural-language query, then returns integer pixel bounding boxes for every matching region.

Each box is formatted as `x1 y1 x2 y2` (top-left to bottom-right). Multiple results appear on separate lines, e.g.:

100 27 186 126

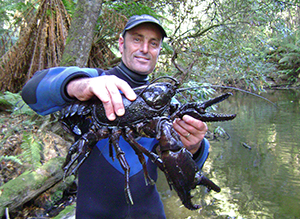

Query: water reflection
157 89 300 219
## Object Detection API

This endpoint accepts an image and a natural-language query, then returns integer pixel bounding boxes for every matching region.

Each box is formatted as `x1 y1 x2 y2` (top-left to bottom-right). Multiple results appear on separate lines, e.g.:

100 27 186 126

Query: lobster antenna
136 76 179 97
177 85 277 108
149 76 179 85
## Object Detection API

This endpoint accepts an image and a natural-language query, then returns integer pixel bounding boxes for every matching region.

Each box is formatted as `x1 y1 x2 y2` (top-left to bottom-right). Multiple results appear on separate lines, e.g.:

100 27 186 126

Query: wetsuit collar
117 61 149 86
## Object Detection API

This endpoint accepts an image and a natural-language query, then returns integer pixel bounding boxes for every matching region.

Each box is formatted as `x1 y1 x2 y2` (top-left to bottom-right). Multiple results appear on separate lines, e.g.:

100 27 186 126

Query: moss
0 157 65 216
53 203 76 219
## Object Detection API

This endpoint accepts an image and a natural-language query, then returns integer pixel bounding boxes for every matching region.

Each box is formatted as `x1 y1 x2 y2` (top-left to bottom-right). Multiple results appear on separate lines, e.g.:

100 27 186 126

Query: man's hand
172 115 208 154
66 75 137 121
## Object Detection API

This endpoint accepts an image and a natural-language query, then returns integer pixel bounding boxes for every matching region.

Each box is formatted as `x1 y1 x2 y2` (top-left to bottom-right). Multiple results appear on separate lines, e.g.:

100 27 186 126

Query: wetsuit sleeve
193 138 210 169
21 67 101 115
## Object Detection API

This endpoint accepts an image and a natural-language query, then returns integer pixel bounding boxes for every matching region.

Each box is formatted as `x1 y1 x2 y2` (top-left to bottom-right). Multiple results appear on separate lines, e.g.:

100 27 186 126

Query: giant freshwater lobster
60 76 236 210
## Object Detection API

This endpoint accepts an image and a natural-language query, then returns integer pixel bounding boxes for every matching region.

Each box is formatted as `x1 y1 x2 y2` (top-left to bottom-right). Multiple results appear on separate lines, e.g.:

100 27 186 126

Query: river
157 89 300 219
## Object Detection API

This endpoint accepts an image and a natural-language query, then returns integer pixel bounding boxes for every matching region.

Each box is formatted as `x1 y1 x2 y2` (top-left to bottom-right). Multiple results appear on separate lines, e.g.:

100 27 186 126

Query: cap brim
123 20 167 38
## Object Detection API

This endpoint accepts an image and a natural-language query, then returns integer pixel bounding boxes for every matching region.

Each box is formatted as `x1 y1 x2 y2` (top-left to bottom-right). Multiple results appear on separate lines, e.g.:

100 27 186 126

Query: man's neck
117 61 149 87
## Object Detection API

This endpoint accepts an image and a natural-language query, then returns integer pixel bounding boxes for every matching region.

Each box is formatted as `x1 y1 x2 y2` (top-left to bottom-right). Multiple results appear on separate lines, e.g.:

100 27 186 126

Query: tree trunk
61 0 103 67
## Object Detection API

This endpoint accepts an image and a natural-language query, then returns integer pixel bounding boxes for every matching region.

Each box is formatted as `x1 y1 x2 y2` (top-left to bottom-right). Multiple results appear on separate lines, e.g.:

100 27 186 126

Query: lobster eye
142 83 175 109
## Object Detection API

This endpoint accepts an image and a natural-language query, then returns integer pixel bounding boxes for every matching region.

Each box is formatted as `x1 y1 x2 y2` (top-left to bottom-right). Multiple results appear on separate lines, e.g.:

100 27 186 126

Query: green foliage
109 1 160 19
61 0 76 16
183 81 215 100
20 132 43 170
2 0 300 91
0 91 36 115
0 155 23 165
199 33 277 91
266 29 300 84
0 95 12 111
0 0 39 51
0 92 59 173
151 0 300 90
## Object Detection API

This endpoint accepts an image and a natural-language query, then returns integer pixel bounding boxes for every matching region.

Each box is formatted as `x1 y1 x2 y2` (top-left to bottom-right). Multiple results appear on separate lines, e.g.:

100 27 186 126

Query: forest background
0 0 299 217
1 0 300 92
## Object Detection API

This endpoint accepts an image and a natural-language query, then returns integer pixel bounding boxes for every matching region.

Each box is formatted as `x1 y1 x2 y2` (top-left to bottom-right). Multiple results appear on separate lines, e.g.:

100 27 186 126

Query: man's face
119 23 162 75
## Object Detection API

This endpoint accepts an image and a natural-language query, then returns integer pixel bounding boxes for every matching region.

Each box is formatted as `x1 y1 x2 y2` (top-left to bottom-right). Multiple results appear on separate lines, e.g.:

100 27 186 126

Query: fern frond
0 155 23 165
20 132 43 170
0 96 13 112
0 91 36 115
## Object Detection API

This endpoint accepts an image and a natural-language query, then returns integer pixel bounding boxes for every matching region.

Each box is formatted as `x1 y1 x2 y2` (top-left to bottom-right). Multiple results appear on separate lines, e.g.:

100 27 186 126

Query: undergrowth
0 91 61 172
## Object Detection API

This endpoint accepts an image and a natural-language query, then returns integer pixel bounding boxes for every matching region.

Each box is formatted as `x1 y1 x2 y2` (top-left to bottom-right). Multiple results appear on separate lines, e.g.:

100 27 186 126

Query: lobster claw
171 92 236 122
195 172 221 193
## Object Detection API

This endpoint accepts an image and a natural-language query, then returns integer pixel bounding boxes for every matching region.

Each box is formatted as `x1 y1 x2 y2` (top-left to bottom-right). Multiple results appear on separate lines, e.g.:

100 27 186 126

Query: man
22 15 209 218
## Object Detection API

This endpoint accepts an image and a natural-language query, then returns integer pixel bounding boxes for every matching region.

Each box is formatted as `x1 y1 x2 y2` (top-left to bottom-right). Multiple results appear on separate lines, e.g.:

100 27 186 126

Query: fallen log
0 156 71 216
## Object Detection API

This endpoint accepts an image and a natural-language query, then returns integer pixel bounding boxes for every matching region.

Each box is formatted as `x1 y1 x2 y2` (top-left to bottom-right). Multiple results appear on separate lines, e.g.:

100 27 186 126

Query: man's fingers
182 115 207 132
115 79 137 101
90 81 117 121
92 76 136 120
68 75 136 121
105 80 125 116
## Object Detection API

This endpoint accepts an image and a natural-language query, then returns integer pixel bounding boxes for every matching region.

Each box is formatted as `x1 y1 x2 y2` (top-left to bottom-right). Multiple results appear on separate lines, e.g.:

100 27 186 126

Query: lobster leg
126 135 164 171
124 128 155 186
63 125 109 177
68 149 92 176
110 128 134 205
63 130 98 177
132 119 170 171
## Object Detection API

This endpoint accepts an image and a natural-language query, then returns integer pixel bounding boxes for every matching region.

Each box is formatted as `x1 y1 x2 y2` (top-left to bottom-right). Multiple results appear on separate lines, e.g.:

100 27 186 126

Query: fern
0 155 23 165
20 132 43 170
0 91 36 115
0 96 13 111
279 52 300 66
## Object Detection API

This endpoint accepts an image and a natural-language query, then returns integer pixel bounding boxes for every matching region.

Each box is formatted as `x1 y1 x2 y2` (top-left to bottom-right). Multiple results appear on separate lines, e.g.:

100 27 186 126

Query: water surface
157 89 300 219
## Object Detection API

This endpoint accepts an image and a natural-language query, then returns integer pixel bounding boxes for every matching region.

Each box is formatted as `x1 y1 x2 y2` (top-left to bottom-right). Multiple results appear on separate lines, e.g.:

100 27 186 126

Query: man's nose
139 42 149 53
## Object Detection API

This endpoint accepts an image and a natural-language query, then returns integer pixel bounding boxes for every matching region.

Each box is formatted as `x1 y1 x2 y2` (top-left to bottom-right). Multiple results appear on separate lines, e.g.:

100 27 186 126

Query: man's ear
119 36 124 54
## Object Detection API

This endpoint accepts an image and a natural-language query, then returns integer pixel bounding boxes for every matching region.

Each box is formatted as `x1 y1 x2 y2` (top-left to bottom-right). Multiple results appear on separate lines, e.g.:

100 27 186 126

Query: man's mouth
135 56 150 62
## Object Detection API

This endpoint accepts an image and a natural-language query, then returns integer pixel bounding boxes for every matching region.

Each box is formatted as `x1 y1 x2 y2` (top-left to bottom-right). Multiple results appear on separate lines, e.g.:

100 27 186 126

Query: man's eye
151 42 159 47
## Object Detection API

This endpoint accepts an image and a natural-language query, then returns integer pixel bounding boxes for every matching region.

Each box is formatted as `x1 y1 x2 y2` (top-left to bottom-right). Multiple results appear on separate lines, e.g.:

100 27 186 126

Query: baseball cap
122 14 167 39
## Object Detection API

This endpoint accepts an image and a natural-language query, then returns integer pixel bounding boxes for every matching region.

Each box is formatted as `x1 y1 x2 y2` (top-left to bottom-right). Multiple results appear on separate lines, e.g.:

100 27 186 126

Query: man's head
122 15 167 40
119 15 167 75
